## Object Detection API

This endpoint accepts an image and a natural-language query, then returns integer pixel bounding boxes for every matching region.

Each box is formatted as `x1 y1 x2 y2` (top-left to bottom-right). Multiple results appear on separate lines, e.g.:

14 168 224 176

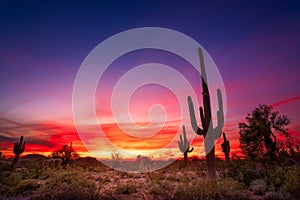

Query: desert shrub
222 162 259 186
0 170 22 196
115 181 137 195
0 171 39 197
148 171 165 181
13 179 40 195
174 178 249 200
266 167 286 190
34 167 98 200
282 167 300 199
0 161 10 171
249 179 268 195
264 191 295 200
71 157 107 172
148 181 173 199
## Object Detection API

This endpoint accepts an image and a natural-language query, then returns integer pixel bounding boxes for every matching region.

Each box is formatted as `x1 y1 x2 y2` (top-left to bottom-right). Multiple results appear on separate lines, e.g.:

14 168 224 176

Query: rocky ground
0 157 299 200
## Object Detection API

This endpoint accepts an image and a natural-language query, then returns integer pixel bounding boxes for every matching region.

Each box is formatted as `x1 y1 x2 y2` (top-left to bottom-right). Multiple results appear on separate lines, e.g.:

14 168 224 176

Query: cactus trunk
187 48 224 179
183 151 188 166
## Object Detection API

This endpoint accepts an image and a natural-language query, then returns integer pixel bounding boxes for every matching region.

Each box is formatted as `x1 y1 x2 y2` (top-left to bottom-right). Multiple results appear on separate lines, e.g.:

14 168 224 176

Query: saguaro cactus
178 125 194 166
221 132 230 163
187 48 224 179
63 141 73 165
11 136 26 168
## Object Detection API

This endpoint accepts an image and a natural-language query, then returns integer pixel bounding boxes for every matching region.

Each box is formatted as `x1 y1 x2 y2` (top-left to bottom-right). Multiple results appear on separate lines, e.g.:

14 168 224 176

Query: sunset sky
0 1 299 160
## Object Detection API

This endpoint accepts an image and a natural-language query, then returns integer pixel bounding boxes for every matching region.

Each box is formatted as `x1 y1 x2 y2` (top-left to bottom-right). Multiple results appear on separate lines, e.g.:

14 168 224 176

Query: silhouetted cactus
67 142 73 162
63 141 73 165
178 125 194 167
221 132 230 163
187 48 224 179
0 151 2 159
11 136 26 168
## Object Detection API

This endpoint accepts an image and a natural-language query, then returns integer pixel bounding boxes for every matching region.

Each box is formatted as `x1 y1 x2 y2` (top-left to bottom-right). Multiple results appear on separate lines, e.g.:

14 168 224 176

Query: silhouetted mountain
21 154 48 160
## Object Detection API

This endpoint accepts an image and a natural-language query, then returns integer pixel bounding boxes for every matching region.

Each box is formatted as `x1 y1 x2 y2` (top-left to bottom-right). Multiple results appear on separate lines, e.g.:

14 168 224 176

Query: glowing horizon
0 1 299 163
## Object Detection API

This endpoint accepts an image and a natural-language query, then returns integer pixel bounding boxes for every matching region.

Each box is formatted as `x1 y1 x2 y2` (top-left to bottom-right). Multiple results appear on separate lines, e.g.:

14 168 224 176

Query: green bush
34 167 99 200
14 179 40 195
264 191 295 200
266 167 286 190
115 181 137 195
282 167 300 199
249 179 268 195
174 178 249 200
148 180 173 199
222 161 259 186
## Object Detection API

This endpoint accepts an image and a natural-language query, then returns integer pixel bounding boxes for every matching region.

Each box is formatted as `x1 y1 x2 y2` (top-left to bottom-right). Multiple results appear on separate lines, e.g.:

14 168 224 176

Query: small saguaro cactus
63 141 73 165
11 136 26 168
187 48 224 179
178 125 194 167
221 132 230 163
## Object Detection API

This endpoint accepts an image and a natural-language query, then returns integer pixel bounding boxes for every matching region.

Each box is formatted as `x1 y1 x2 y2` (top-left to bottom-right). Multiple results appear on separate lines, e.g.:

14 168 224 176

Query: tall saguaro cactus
221 132 230 163
178 125 194 167
11 136 26 168
187 48 224 179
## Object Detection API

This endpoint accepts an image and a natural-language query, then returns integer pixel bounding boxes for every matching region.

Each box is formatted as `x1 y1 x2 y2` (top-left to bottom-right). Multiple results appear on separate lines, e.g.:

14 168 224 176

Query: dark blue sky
1 0 299 113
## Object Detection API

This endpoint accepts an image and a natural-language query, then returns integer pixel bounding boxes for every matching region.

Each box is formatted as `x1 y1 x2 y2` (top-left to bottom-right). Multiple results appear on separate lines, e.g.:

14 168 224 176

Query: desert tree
239 104 290 162
51 142 79 165
111 149 123 169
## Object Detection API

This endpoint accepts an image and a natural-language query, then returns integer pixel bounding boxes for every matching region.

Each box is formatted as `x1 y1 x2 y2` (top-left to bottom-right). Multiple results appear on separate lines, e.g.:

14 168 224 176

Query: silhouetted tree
51 142 79 165
111 149 123 169
239 104 290 162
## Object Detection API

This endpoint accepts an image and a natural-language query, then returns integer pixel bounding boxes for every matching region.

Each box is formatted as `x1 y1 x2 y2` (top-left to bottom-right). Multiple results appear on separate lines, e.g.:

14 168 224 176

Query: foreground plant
11 136 26 168
178 125 194 167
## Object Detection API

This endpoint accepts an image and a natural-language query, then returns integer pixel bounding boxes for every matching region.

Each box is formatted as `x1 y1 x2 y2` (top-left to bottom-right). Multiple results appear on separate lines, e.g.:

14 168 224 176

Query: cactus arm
217 89 224 126
188 96 204 135
178 127 185 153
188 147 194 153
180 135 183 147
183 125 188 145
21 142 26 154
178 141 183 153
223 132 227 141
178 136 185 153
213 89 224 138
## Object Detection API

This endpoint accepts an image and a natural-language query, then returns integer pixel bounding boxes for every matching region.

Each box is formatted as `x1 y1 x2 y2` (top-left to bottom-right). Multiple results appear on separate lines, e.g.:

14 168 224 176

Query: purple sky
0 1 299 157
